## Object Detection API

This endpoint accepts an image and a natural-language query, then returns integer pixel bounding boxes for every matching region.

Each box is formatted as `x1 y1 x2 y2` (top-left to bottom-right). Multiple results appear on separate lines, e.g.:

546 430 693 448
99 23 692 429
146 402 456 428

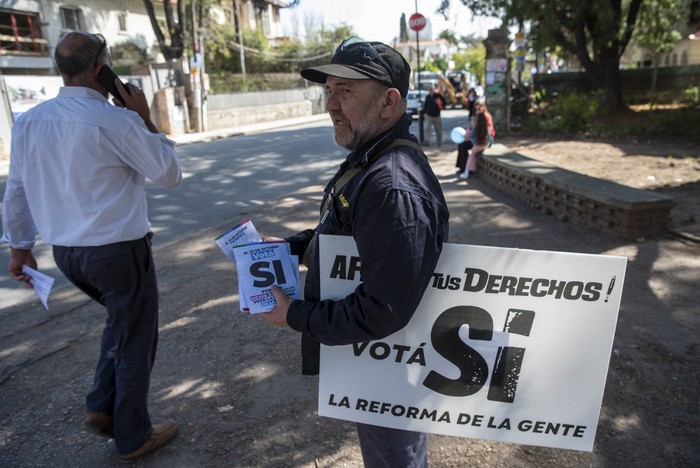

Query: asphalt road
0 110 468 310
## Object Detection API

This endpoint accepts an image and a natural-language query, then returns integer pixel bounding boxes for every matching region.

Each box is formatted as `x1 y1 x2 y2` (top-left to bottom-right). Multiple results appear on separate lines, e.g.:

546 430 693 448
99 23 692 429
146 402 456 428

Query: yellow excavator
439 72 467 108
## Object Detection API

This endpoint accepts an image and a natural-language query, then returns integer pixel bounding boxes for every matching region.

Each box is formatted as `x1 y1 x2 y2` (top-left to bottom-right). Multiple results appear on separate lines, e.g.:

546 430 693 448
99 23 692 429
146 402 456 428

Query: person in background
477 101 496 139
259 37 449 467
467 87 478 117
455 102 495 178
1 31 181 462
457 112 491 179
421 84 445 146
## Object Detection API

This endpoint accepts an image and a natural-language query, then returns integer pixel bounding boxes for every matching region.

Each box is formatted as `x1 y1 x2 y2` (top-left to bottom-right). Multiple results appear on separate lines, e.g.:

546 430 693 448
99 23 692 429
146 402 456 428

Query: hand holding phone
96 67 158 132
96 65 128 103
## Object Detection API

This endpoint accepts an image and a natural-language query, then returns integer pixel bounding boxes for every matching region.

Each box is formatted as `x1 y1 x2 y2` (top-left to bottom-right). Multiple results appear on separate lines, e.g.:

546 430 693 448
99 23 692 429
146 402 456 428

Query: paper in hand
21 265 55 310
215 219 262 262
232 242 300 314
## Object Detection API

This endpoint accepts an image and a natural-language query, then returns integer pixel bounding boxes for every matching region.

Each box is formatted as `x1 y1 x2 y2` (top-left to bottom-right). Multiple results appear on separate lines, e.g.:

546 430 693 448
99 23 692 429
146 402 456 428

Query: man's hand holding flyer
216 220 300 313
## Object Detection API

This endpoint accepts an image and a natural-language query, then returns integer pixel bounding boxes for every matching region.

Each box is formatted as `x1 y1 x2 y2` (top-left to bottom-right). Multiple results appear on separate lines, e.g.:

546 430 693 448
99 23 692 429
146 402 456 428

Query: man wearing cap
260 37 449 467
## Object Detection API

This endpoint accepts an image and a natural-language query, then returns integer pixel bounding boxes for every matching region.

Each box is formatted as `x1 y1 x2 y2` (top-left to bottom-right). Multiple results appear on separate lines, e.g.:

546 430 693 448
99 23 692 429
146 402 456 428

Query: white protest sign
318 235 626 452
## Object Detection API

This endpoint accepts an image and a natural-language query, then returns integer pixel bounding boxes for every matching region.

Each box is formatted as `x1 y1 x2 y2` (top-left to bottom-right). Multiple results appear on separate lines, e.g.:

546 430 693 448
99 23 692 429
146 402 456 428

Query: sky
279 0 502 43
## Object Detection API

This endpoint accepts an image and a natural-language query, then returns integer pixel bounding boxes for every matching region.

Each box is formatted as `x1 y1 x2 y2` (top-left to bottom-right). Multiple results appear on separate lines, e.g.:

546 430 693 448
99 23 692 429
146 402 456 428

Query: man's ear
380 88 402 118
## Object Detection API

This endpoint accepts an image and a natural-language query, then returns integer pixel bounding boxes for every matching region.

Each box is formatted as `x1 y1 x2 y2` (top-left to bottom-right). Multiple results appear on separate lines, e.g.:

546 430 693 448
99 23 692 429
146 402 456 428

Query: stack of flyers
232 242 301 314
215 219 262 261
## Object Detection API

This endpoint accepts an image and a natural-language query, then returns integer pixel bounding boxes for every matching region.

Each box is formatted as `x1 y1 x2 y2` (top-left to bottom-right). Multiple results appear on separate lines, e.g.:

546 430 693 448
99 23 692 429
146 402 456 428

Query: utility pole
234 0 246 76
189 0 203 132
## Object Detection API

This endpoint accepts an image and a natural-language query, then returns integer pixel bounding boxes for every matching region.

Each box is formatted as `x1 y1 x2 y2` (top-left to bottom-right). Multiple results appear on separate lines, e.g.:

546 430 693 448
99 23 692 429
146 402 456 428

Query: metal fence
534 64 700 95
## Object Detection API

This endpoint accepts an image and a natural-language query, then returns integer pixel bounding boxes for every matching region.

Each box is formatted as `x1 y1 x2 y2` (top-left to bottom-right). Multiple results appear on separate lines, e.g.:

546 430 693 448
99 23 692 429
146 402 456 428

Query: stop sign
409 13 426 31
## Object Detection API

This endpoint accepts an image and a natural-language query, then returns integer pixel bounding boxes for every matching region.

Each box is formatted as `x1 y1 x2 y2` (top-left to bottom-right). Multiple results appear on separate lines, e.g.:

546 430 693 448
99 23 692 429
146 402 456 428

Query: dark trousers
356 423 428 467
455 140 474 172
53 234 158 455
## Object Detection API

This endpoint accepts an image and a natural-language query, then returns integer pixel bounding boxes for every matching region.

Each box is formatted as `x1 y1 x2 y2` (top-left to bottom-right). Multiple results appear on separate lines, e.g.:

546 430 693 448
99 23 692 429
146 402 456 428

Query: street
0 111 469 310
0 118 698 466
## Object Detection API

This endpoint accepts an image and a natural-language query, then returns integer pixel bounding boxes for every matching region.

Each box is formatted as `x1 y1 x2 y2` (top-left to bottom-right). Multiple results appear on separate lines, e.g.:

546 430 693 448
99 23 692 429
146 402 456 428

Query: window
261 8 271 37
0 9 47 56
118 12 127 32
60 7 83 30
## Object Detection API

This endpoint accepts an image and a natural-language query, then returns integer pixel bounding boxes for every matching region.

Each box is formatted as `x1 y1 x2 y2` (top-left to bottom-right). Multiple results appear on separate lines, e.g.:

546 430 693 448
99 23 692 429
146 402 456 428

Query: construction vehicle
439 73 463 108
414 70 477 109
447 70 482 109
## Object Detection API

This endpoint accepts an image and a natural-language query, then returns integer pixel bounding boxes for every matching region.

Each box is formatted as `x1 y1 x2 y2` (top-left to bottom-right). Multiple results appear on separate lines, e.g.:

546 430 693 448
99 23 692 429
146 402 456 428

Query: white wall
1 0 164 73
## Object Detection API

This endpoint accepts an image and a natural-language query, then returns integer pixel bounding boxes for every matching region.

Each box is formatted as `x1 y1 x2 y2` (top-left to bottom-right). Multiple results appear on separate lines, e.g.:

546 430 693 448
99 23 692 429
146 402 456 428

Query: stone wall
153 87 189 136
478 145 675 240
206 101 312 131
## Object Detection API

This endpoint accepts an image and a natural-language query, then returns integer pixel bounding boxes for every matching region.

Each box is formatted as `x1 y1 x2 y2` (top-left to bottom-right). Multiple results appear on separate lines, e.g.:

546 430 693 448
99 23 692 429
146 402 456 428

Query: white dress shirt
2 86 182 248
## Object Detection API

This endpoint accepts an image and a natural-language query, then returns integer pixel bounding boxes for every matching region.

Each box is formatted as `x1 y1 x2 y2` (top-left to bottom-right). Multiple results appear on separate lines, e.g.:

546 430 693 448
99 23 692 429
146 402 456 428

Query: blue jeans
53 234 158 454
356 422 428 467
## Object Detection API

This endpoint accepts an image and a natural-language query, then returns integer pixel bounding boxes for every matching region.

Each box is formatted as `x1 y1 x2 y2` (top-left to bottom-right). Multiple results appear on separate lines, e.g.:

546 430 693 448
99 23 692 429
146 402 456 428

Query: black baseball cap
301 37 411 97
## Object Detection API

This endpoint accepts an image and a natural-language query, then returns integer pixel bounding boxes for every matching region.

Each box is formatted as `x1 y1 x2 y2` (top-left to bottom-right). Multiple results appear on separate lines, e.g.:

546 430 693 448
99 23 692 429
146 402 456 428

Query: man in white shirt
1 32 181 462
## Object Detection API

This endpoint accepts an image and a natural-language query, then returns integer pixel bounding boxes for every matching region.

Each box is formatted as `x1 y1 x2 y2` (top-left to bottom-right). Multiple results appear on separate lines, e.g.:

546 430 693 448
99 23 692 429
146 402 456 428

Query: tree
438 29 459 46
143 0 186 61
634 0 688 109
438 29 459 70
142 1 301 63
439 0 645 110
400 13 409 42
452 44 486 83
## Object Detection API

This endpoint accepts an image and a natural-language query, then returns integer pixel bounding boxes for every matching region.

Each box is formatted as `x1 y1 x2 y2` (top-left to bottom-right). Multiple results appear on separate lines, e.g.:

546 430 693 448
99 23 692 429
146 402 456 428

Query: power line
226 41 332 63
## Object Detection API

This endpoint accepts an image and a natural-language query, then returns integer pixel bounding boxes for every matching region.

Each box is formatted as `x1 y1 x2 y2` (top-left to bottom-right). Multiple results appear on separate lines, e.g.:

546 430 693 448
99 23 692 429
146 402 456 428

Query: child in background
478 101 497 139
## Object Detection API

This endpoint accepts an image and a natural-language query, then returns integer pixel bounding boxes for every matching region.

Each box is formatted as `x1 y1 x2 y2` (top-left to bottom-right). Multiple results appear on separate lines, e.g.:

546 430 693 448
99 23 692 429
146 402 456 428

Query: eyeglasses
334 36 392 78
93 33 106 67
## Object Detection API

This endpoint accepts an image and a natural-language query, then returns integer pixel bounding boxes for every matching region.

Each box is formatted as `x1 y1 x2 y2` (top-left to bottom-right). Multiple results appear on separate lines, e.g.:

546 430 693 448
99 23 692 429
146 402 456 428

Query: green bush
551 92 599 132
651 108 700 135
680 86 699 105
522 92 600 133
208 73 304 94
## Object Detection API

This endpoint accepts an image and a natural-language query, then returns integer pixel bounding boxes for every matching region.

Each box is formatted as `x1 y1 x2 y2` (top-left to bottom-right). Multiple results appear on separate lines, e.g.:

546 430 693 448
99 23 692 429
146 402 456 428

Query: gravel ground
0 136 698 467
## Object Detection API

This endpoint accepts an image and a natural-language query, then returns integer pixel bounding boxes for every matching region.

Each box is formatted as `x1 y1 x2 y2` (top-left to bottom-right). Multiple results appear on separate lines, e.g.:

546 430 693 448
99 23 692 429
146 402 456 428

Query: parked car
406 89 427 117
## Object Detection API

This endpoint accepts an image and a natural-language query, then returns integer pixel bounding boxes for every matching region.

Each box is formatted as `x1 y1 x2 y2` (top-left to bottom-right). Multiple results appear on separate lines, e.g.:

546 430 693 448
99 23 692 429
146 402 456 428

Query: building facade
0 0 287 75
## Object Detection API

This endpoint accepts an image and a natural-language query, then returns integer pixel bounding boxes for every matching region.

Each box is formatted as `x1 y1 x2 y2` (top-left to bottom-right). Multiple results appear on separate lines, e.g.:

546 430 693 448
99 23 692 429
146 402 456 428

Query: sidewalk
169 114 330 145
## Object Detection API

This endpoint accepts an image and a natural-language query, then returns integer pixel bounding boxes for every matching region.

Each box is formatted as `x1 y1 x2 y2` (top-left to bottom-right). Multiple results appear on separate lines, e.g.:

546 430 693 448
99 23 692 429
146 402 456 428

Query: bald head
55 32 107 79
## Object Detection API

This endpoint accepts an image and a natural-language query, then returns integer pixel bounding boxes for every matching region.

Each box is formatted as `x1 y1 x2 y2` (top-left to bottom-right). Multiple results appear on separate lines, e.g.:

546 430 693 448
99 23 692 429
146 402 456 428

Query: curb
169 114 329 145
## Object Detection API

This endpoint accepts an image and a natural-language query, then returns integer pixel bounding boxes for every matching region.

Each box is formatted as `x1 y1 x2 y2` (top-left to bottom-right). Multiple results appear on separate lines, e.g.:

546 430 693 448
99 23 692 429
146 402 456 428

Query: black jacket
285 113 450 374
421 92 444 117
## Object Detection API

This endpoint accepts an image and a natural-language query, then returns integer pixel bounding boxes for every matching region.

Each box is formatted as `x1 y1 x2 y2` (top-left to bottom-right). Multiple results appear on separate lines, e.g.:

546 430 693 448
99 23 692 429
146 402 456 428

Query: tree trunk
650 53 659 111
599 50 625 111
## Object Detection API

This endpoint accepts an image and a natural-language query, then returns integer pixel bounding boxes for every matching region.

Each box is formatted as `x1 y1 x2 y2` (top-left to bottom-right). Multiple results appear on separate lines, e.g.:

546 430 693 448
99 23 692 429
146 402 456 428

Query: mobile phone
96 65 127 103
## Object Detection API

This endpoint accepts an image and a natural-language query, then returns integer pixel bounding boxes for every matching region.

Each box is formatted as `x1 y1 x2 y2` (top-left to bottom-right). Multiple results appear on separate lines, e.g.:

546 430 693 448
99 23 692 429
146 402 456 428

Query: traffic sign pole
410 7 427 143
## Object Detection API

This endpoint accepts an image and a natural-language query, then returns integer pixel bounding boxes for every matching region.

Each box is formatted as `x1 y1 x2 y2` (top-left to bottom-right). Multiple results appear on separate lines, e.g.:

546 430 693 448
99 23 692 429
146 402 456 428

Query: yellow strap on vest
319 139 425 220
301 139 425 267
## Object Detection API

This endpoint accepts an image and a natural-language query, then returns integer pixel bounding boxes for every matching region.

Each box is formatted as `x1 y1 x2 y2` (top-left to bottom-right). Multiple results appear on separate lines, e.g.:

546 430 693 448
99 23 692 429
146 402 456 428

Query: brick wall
478 145 676 240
